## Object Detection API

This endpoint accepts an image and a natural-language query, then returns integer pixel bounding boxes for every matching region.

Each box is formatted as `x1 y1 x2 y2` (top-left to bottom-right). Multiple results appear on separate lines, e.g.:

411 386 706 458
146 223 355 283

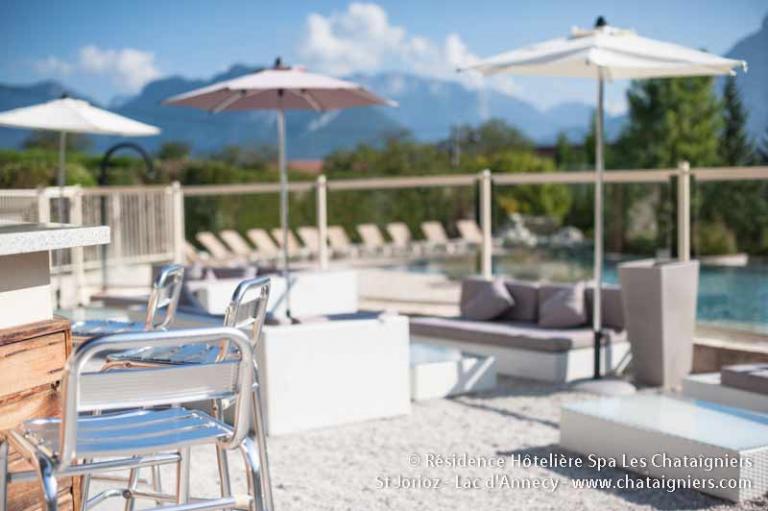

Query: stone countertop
0 222 110 256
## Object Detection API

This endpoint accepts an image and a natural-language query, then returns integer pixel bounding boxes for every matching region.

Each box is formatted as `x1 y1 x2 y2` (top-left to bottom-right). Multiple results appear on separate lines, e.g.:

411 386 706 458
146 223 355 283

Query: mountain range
0 16 765 157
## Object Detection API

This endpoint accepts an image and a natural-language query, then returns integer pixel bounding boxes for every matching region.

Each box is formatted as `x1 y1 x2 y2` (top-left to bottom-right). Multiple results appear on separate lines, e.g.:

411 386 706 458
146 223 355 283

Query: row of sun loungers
187 221 488 264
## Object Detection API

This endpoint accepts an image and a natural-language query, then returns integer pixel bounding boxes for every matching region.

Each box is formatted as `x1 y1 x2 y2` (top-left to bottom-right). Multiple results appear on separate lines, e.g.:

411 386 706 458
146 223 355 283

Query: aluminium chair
0 327 263 511
104 277 274 511
70 264 185 338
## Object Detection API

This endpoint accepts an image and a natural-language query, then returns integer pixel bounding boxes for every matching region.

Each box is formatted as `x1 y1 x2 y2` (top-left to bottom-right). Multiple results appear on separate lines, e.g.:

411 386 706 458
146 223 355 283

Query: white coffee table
410 342 497 401
561 394 768 502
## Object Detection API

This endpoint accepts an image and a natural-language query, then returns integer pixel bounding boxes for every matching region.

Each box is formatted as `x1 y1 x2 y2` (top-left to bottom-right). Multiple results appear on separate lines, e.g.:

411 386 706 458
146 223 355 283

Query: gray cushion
459 278 515 320
585 285 625 330
538 282 587 328
500 280 540 322
410 316 626 352
721 364 768 395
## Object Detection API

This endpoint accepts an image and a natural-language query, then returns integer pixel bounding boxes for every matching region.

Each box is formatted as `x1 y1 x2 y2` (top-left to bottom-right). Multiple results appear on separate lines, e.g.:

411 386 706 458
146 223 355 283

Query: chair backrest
386 222 411 248
457 219 483 243
184 241 205 263
145 264 185 330
327 225 352 250
223 277 271 342
59 327 253 468
220 229 255 257
297 226 320 252
196 232 232 260
357 224 386 248
270 228 302 253
247 228 280 256
421 221 449 243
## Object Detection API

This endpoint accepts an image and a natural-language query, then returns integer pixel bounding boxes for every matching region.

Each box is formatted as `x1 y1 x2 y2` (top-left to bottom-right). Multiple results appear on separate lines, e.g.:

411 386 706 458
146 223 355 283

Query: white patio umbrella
464 17 747 379
0 96 160 222
165 58 395 317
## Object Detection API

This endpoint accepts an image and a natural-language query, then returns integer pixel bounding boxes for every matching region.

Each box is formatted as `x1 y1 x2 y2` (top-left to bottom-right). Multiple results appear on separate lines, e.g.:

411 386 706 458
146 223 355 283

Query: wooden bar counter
0 222 109 510
0 318 79 511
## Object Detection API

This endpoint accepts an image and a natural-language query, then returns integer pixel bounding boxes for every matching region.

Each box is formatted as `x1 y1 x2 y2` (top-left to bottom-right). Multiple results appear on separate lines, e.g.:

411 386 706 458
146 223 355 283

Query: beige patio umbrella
464 17 747 380
165 58 395 316
0 96 160 222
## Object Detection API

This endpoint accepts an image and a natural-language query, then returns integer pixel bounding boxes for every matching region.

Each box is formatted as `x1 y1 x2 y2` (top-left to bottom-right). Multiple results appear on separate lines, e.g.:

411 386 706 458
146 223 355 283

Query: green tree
157 141 191 160
719 76 754 166
23 131 91 152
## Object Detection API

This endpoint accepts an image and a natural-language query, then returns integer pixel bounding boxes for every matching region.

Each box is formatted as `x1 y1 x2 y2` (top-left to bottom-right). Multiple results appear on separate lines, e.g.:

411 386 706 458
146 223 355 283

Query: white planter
257 313 411 435
187 269 358 317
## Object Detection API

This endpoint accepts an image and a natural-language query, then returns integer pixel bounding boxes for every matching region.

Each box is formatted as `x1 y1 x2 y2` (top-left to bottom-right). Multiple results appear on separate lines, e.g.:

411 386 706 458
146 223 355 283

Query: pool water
400 249 768 334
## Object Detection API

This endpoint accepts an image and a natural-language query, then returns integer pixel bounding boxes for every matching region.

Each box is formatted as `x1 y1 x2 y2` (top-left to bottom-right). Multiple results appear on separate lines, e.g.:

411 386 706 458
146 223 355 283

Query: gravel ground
89 377 766 510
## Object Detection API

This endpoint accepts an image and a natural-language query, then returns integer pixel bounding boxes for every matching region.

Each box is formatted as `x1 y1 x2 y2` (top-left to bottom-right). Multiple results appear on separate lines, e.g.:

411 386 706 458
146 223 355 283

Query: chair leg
0 440 8 511
251 385 273 511
239 437 265 511
123 468 139 511
176 447 191 504
212 400 232 500
78 472 90 511
151 465 163 505
35 455 58 511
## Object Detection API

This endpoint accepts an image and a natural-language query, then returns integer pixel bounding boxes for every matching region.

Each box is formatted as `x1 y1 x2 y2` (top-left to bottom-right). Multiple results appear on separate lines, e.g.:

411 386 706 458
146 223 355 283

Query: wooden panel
0 333 67 400
0 317 79 511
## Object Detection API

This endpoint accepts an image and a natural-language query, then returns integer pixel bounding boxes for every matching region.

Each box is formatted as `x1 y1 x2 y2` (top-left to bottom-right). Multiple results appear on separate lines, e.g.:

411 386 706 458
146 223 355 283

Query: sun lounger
297 226 322 254
357 223 392 256
218 229 260 261
270 227 311 258
327 225 360 257
247 228 282 260
184 240 209 264
196 231 242 262
420 221 465 254
456 219 483 245
386 222 423 255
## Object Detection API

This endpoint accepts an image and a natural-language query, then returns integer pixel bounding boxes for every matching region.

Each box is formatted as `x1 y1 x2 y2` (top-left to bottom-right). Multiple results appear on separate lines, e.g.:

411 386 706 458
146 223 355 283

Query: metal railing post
36 187 51 223
69 186 86 305
479 169 493 279
171 181 185 264
677 161 691 262
316 175 329 270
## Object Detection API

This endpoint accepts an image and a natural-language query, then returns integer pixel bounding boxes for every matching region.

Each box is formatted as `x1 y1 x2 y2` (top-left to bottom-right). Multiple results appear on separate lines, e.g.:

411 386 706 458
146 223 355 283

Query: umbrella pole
593 76 605 379
56 131 67 308
277 108 291 318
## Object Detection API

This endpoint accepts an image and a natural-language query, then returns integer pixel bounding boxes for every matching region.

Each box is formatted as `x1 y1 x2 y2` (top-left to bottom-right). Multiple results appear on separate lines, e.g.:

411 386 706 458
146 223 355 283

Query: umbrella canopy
467 22 747 80
0 97 160 136
165 59 394 318
464 18 746 380
165 64 396 112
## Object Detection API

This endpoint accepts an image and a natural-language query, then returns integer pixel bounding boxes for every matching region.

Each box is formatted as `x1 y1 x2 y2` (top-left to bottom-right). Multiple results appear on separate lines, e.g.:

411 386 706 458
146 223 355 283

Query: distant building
288 159 324 174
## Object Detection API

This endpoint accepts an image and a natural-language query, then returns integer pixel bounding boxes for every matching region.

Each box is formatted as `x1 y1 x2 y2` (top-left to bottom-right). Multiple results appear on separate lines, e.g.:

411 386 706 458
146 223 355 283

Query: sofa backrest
458 277 624 330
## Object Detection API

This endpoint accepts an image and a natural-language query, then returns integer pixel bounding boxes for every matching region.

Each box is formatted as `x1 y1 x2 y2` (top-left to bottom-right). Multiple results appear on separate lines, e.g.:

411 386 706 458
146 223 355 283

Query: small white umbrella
165 58 395 317
465 17 747 379
0 96 160 221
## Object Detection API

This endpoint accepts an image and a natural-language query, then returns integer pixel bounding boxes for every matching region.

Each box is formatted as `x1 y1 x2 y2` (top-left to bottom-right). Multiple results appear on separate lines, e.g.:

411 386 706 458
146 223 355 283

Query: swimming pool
399 249 768 334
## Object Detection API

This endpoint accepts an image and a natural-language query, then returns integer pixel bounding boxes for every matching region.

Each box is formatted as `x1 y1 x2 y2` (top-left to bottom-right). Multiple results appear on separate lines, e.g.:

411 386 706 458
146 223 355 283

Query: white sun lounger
357 223 392 256
386 222 423 256
219 229 267 262
327 225 360 257
456 219 484 245
420 221 465 254
297 226 322 254
246 228 282 260
270 227 311 259
195 231 246 265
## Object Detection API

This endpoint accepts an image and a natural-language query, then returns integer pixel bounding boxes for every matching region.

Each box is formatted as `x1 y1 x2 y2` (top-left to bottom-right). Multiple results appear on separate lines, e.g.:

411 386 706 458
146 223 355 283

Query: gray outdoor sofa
410 277 630 382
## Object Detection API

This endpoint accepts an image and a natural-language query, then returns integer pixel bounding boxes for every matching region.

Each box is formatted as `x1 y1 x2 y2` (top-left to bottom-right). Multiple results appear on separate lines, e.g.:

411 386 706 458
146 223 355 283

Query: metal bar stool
105 277 274 511
70 264 185 338
0 327 263 511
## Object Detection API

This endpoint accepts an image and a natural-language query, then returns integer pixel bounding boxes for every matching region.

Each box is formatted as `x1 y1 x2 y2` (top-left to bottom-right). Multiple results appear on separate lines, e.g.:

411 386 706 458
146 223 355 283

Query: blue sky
1 0 765 112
